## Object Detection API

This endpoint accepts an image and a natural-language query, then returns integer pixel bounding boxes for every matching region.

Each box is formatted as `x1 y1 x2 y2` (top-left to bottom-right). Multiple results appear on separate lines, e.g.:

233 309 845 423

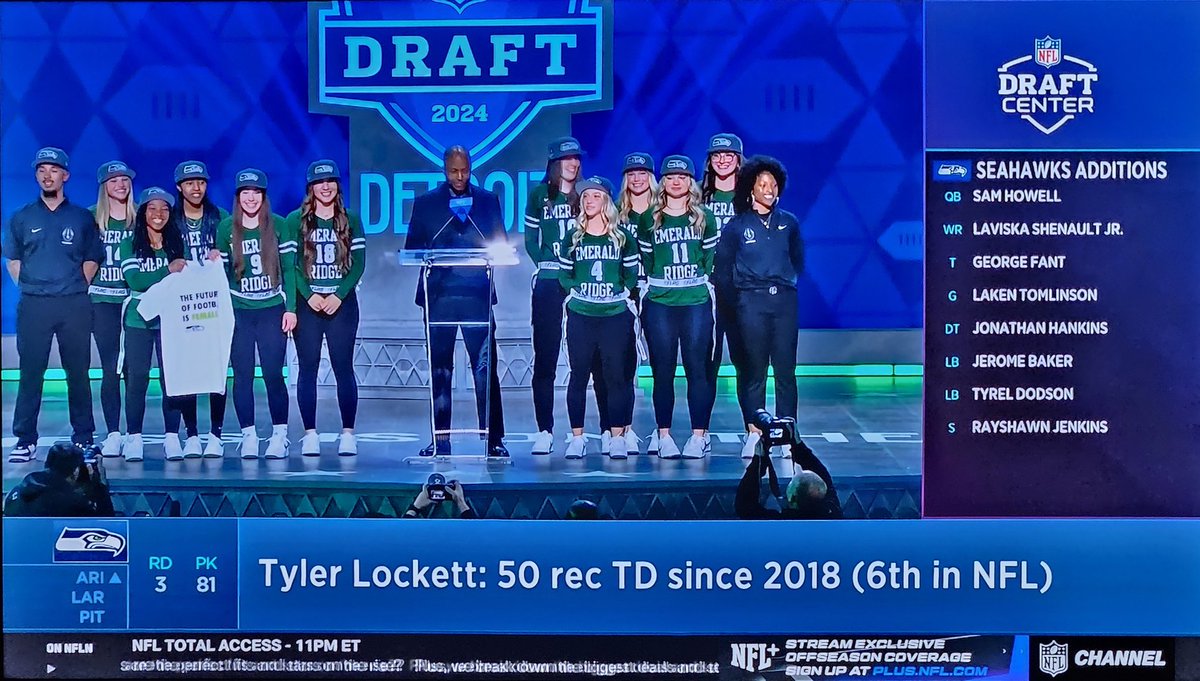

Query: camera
753 409 796 449
426 473 447 502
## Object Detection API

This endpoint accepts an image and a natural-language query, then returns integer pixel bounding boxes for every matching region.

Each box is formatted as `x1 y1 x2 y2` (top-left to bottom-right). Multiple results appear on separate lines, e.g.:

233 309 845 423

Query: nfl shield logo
1038 641 1069 677
1035 36 1062 68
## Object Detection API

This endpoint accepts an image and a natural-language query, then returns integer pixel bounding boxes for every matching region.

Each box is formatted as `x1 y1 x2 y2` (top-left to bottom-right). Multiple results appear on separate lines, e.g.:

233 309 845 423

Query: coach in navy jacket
403 146 508 457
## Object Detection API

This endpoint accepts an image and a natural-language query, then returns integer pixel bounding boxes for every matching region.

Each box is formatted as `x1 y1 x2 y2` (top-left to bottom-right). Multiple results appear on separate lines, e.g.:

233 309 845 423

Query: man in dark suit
405 146 509 457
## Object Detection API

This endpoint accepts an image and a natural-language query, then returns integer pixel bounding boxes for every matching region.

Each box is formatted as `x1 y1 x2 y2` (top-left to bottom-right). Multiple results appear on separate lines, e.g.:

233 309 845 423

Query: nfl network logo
1039 640 1070 678
313 0 609 168
997 36 1098 135
730 642 776 672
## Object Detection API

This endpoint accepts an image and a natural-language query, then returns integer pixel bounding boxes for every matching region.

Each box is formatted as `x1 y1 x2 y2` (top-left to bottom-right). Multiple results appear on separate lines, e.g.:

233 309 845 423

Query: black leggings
295 293 360 430
641 299 714 430
123 326 198 436
92 301 124 433
711 290 748 420
565 310 634 430
230 305 289 429
737 289 799 423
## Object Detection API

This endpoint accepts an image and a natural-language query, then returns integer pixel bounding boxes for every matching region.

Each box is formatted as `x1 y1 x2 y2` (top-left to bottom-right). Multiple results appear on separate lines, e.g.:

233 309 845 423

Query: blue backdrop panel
0 0 923 333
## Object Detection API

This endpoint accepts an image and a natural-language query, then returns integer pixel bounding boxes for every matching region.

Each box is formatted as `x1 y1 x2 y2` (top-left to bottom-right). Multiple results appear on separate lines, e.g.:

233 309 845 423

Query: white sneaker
337 432 357 457
682 433 710 459
626 427 640 451
301 431 321 457
657 434 680 459
564 435 587 459
608 435 629 459
100 432 124 458
203 433 224 458
124 434 144 462
742 431 762 459
240 430 259 459
265 430 289 459
184 436 203 458
531 430 554 455
647 430 660 456
601 430 612 454
163 433 184 461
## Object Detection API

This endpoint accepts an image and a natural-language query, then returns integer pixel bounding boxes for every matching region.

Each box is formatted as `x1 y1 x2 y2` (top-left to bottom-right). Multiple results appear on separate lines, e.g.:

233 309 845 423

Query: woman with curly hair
713 155 804 458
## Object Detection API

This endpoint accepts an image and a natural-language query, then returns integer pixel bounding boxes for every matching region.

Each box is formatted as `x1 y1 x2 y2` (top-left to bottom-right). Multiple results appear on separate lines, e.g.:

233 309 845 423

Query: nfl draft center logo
998 36 1098 134
1038 640 1069 678
313 0 608 167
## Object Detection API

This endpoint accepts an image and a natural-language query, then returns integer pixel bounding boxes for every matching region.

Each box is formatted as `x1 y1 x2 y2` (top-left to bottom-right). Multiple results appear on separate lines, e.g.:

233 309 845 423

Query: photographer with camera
403 473 478 519
735 410 842 520
3 443 115 517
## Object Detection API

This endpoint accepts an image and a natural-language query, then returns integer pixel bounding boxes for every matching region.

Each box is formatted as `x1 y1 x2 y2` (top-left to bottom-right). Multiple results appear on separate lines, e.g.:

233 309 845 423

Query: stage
1 376 922 519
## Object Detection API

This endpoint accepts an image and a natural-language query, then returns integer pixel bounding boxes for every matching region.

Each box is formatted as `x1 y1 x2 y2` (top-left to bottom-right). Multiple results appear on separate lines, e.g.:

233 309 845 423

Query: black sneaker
488 442 510 458
419 440 452 457
8 443 37 464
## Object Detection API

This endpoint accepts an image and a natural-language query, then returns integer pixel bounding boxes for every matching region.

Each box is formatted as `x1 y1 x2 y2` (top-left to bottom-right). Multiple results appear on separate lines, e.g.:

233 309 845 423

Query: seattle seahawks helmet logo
711 137 732 147
37 149 57 159
108 163 127 173
238 172 258 183
665 159 687 170
314 164 334 174
54 527 128 562
627 155 646 165
312 0 610 167
182 164 204 175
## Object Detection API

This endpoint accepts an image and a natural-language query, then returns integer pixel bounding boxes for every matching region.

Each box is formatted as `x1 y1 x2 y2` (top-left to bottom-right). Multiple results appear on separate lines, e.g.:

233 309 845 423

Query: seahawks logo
665 159 687 170
627 155 647 165
237 172 258 182
37 149 57 159
108 163 127 173
182 164 204 175
711 137 732 147
313 164 335 174
54 527 128 562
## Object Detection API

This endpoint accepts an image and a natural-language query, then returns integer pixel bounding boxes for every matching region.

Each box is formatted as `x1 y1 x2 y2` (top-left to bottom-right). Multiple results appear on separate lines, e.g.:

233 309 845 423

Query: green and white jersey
705 189 736 233
90 213 134 303
636 208 719 306
285 210 367 299
215 214 297 311
618 208 649 282
524 183 575 280
117 238 171 329
556 228 640 317
182 207 229 262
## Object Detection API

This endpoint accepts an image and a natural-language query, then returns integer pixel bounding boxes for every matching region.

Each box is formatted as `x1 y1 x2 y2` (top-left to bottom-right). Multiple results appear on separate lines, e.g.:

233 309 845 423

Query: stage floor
3 377 921 493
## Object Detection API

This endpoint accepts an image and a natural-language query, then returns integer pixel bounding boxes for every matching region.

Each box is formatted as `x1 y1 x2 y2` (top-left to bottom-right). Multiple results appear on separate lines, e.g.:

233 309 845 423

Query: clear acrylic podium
397 246 518 464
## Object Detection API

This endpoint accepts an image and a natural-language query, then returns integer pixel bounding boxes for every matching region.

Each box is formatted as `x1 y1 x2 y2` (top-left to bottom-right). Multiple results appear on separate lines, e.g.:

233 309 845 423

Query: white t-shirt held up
137 260 235 396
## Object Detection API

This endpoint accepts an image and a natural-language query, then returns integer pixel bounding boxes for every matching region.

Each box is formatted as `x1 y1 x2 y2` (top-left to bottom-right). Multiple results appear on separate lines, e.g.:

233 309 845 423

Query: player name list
923 152 1200 516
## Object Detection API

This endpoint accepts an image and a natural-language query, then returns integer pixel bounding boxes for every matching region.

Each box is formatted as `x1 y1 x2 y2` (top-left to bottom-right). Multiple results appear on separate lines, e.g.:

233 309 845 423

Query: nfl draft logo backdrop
309 0 613 236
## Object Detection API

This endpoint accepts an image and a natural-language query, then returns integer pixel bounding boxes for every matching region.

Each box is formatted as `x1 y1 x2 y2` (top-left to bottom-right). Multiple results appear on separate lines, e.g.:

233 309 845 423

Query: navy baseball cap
576 175 614 197
707 133 744 155
139 186 176 208
175 161 210 184
660 155 696 177
622 152 655 174
97 161 135 184
234 168 268 191
45 443 86 477
547 136 584 161
306 160 340 184
32 147 69 170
